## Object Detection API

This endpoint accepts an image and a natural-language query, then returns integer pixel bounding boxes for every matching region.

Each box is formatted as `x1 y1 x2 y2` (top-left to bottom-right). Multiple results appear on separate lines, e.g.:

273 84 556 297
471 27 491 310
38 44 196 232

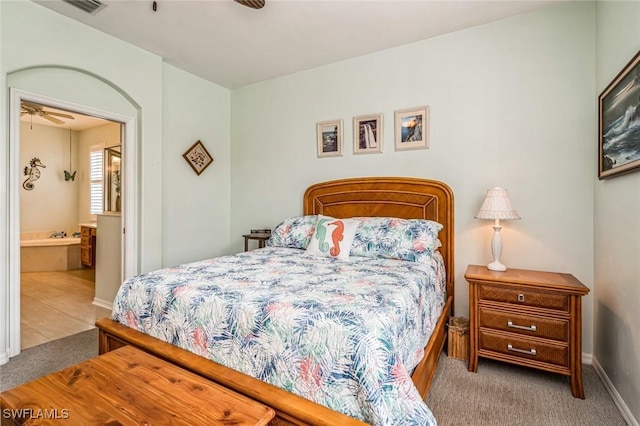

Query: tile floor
20 269 112 350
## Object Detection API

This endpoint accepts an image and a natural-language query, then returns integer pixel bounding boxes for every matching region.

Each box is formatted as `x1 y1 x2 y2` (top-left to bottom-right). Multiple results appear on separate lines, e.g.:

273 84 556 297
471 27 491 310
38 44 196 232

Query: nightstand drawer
479 285 569 312
479 307 569 341
479 330 569 368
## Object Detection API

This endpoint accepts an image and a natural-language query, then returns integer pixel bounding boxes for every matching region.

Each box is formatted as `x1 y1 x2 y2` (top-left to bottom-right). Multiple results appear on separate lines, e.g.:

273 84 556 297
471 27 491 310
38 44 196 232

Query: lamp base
487 260 507 272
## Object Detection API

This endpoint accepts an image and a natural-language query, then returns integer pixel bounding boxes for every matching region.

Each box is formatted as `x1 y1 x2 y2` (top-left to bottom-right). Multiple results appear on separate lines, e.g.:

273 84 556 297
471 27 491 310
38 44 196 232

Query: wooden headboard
304 177 454 308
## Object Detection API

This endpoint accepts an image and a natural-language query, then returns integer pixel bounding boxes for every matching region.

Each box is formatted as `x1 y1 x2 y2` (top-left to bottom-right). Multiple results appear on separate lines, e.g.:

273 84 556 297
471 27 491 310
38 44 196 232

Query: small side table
465 265 589 398
243 233 271 251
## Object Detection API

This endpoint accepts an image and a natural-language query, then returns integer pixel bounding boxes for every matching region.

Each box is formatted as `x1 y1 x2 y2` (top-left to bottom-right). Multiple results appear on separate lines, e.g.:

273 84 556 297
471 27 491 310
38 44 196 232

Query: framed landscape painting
316 119 343 158
394 106 429 151
599 50 640 179
353 114 383 154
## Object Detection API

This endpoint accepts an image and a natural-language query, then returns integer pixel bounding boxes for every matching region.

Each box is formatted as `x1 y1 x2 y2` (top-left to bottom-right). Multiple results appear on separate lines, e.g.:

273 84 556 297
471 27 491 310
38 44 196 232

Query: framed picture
394 106 429 151
353 114 383 154
183 140 214 175
598 50 640 179
316 119 343 158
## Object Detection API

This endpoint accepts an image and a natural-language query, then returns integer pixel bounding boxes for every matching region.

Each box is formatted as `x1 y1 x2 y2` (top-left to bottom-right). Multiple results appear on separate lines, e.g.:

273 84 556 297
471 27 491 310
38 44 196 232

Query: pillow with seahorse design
305 215 360 261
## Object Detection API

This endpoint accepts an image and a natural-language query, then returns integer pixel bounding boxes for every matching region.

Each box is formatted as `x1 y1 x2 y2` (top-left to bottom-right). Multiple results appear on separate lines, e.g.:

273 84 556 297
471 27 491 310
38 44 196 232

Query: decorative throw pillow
305 215 360 261
349 217 443 262
266 215 317 249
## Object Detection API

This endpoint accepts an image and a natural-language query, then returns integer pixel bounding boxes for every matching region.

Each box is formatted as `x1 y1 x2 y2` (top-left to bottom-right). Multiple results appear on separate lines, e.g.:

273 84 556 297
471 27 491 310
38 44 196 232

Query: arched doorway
6 67 139 360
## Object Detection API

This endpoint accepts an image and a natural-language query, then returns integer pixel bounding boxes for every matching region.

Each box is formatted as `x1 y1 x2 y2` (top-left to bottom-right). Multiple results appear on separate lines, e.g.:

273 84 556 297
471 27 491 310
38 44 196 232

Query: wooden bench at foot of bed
1 345 276 426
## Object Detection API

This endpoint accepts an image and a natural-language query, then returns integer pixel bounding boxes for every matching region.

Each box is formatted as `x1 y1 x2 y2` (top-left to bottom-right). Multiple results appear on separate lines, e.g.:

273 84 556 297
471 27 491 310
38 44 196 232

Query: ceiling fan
20 101 75 126
233 0 265 10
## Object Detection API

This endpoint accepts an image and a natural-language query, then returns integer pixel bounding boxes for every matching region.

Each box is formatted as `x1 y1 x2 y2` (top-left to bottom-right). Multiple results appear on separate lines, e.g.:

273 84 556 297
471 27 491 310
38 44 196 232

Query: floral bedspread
111 247 446 425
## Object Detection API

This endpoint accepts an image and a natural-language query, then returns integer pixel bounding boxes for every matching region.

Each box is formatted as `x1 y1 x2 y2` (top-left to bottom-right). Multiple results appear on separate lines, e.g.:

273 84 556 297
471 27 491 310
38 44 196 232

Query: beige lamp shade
475 187 520 271
475 187 521 221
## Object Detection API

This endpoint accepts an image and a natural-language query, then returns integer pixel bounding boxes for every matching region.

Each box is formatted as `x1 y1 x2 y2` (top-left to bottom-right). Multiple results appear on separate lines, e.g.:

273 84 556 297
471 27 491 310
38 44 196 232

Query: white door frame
8 88 138 358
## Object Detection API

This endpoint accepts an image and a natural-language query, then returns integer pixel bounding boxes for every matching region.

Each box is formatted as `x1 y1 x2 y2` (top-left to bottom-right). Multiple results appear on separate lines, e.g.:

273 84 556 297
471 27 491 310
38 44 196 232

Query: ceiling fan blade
46 111 75 120
43 115 65 125
21 101 43 109
233 0 265 9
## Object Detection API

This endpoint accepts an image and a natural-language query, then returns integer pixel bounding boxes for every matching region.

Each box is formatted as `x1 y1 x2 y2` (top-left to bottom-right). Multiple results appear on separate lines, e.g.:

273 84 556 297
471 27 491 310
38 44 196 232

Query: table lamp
475 187 520 271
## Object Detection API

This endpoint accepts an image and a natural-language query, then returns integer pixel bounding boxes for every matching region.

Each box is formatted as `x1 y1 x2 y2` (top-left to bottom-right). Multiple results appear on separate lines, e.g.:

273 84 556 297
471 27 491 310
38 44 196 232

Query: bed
96 176 454 425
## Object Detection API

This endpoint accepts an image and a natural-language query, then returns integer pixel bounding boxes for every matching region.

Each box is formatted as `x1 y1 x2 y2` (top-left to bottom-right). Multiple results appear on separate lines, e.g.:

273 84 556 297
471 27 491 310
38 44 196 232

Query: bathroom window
90 148 103 215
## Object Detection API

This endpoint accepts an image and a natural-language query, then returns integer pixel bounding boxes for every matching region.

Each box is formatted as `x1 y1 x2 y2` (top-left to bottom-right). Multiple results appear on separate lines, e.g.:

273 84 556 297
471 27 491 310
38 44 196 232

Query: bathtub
20 237 82 272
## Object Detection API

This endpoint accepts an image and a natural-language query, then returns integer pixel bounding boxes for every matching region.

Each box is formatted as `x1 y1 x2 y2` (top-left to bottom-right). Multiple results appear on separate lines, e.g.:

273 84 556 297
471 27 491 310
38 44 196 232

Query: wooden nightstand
243 233 271 251
465 265 590 398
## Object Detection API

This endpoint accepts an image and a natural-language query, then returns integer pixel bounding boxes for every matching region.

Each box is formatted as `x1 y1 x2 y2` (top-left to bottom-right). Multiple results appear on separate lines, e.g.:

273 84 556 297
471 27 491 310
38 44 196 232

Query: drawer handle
507 321 537 332
507 343 536 356
517 293 525 302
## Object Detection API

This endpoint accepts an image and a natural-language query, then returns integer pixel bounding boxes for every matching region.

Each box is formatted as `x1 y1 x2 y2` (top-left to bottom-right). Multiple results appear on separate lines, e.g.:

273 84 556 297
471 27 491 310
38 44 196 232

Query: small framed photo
353 114 383 154
183 140 214 175
598 50 640 179
394 106 429 151
316 119 343 158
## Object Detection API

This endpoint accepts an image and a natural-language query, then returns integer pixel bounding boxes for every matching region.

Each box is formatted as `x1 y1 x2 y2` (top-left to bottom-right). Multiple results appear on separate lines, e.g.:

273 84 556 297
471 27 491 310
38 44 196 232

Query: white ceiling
20 103 112 131
33 0 565 90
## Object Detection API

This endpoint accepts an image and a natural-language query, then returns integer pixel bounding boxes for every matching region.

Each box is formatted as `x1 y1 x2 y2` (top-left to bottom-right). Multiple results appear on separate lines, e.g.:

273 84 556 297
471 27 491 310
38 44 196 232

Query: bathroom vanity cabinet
80 225 97 267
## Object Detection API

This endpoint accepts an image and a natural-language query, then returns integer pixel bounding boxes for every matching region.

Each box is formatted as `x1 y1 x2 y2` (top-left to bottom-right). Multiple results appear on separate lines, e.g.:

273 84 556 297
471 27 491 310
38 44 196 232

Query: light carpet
427 354 627 425
0 328 98 392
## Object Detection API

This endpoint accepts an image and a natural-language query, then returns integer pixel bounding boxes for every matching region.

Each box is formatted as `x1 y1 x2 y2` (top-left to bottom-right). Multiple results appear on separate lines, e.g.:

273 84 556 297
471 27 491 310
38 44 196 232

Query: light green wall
161 63 232 265
1 1 232 269
2 0 162 273
595 1 640 422
231 1 596 353
0 0 231 360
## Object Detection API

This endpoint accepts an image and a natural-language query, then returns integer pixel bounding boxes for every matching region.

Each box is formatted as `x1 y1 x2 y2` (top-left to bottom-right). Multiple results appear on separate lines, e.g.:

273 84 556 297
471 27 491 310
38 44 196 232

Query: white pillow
305 215 360 261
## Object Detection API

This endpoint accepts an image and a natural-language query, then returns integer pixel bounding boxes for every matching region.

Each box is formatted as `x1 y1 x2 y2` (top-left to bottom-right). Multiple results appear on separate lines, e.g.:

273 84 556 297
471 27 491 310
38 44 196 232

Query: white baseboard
592 356 639 426
92 297 113 311
0 351 8 366
582 351 592 365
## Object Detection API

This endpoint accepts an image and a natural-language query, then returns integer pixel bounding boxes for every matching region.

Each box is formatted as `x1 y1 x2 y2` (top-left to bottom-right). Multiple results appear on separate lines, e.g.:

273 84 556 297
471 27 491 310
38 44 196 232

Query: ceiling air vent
62 0 107 14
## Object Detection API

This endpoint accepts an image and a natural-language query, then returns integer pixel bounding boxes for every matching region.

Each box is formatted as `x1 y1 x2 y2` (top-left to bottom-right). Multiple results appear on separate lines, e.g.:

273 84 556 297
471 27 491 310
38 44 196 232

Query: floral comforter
111 247 446 425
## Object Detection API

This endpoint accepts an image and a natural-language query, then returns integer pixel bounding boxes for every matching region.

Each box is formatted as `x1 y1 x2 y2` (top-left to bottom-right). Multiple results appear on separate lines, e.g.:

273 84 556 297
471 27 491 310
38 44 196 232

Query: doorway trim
8 88 138 358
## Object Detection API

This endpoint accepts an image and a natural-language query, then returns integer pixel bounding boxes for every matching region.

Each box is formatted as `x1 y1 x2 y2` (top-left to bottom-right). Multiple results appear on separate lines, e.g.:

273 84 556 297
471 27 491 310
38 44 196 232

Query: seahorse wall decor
23 157 46 190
